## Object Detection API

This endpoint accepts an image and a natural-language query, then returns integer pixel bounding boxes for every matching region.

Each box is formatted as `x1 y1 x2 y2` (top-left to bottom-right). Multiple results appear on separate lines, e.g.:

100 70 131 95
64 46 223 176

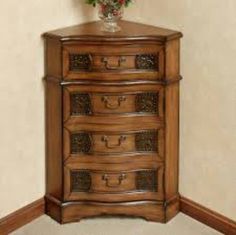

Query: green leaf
125 0 132 7
85 0 133 8
85 0 96 5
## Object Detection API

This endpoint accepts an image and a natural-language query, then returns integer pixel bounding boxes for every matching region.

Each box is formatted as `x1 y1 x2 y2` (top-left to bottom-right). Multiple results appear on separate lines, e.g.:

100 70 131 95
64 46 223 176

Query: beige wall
0 0 235 221
125 0 236 220
0 0 97 218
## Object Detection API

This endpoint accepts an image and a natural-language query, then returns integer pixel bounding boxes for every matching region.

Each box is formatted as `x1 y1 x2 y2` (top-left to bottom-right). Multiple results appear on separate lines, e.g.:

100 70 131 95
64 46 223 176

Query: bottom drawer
64 163 164 202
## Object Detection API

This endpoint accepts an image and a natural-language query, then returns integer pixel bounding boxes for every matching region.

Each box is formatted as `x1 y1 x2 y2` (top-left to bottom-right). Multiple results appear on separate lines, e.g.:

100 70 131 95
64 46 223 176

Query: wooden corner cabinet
44 21 183 224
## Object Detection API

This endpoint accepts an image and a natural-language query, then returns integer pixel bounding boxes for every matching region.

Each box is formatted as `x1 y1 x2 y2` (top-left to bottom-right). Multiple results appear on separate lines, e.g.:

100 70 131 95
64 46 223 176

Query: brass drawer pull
101 56 126 70
101 96 126 110
101 135 126 149
102 174 126 188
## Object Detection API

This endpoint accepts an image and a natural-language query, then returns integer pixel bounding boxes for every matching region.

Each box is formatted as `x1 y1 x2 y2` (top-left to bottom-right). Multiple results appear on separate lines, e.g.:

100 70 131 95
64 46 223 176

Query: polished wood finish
44 20 182 224
44 20 182 42
46 79 63 200
63 128 164 158
62 43 164 80
45 194 179 224
63 84 164 118
45 38 62 78
0 198 45 235
64 162 164 202
180 197 236 235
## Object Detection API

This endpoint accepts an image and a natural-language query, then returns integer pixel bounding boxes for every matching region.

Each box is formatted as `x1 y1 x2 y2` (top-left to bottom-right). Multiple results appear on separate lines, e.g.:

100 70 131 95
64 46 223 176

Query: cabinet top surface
44 20 182 42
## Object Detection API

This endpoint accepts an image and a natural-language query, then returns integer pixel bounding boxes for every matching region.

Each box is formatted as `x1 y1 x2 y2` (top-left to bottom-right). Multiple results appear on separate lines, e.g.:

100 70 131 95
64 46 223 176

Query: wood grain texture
46 79 63 200
59 77 182 86
44 20 182 42
180 197 236 235
164 83 180 200
63 84 164 119
165 40 180 80
45 195 180 224
164 39 180 201
62 43 164 80
65 153 162 165
0 198 45 235
63 129 163 157
165 196 180 222
45 38 62 78
44 21 182 224
64 162 164 202
62 202 165 224
64 117 163 132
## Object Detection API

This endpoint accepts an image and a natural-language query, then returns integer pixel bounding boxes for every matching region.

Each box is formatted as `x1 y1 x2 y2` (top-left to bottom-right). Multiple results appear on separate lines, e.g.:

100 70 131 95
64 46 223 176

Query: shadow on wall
72 0 97 22
41 0 97 80
42 0 97 189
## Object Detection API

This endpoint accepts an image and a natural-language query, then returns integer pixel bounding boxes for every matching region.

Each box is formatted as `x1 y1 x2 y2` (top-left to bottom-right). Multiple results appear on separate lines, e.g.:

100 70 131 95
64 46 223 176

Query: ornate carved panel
135 92 158 114
135 54 158 70
71 171 91 192
136 170 158 192
69 54 91 71
71 133 92 154
70 93 92 115
135 130 158 152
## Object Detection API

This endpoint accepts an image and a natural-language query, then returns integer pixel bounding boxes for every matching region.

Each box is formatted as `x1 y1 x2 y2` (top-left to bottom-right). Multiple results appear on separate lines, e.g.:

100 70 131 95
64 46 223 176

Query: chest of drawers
44 21 182 224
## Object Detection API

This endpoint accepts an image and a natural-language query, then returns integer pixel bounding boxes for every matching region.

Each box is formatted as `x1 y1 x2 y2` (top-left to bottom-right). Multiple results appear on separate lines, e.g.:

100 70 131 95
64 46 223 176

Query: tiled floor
12 213 222 235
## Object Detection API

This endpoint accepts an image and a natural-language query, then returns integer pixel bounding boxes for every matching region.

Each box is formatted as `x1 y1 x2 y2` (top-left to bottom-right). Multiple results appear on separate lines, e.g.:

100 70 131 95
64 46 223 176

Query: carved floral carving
136 92 158 114
71 133 92 154
71 171 91 192
136 54 158 70
136 170 158 192
69 54 91 71
70 93 92 115
135 130 158 152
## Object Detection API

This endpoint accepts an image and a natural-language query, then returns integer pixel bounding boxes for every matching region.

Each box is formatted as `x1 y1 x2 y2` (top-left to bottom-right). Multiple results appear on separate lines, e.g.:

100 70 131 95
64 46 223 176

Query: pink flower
119 0 125 5
101 4 106 13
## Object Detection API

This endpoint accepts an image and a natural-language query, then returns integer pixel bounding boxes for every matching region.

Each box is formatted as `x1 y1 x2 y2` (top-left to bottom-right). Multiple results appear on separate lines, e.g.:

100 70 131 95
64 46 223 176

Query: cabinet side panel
45 38 62 78
46 80 63 200
165 39 180 80
165 83 179 199
164 39 180 199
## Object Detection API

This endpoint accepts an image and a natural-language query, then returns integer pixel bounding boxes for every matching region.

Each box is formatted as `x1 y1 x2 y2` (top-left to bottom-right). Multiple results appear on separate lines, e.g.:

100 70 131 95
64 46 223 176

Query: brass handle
101 96 126 110
102 174 126 188
101 56 126 70
101 135 126 149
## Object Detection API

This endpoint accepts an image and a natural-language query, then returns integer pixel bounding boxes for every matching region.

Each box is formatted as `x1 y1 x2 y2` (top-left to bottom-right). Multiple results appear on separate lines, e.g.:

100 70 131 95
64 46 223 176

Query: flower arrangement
85 0 132 8
85 0 133 32
86 0 132 17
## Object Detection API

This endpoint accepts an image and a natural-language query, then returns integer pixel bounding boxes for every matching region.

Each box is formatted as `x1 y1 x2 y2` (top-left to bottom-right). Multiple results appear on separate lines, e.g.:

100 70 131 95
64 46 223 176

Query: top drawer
63 44 164 81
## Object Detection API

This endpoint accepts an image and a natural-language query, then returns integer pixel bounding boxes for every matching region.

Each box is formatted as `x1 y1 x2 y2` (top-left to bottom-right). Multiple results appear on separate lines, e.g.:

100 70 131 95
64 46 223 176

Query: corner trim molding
180 196 236 235
0 198 45 235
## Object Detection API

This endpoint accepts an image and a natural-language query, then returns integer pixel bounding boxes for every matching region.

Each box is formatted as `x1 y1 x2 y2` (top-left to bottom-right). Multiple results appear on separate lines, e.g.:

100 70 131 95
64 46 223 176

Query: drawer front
63 44 164 80
64 163 164 202
63 84 164 120
64 129 164 158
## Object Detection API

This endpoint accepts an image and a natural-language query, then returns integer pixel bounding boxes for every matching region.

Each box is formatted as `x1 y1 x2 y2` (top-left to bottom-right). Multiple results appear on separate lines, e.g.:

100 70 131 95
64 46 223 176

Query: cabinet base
45 195 179 224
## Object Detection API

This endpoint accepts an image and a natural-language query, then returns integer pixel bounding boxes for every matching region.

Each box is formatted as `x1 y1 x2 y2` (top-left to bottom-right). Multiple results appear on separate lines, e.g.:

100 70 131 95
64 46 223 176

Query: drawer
63 44 164 80
63 84 164 121
64 128 164 160
64 163 164 202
